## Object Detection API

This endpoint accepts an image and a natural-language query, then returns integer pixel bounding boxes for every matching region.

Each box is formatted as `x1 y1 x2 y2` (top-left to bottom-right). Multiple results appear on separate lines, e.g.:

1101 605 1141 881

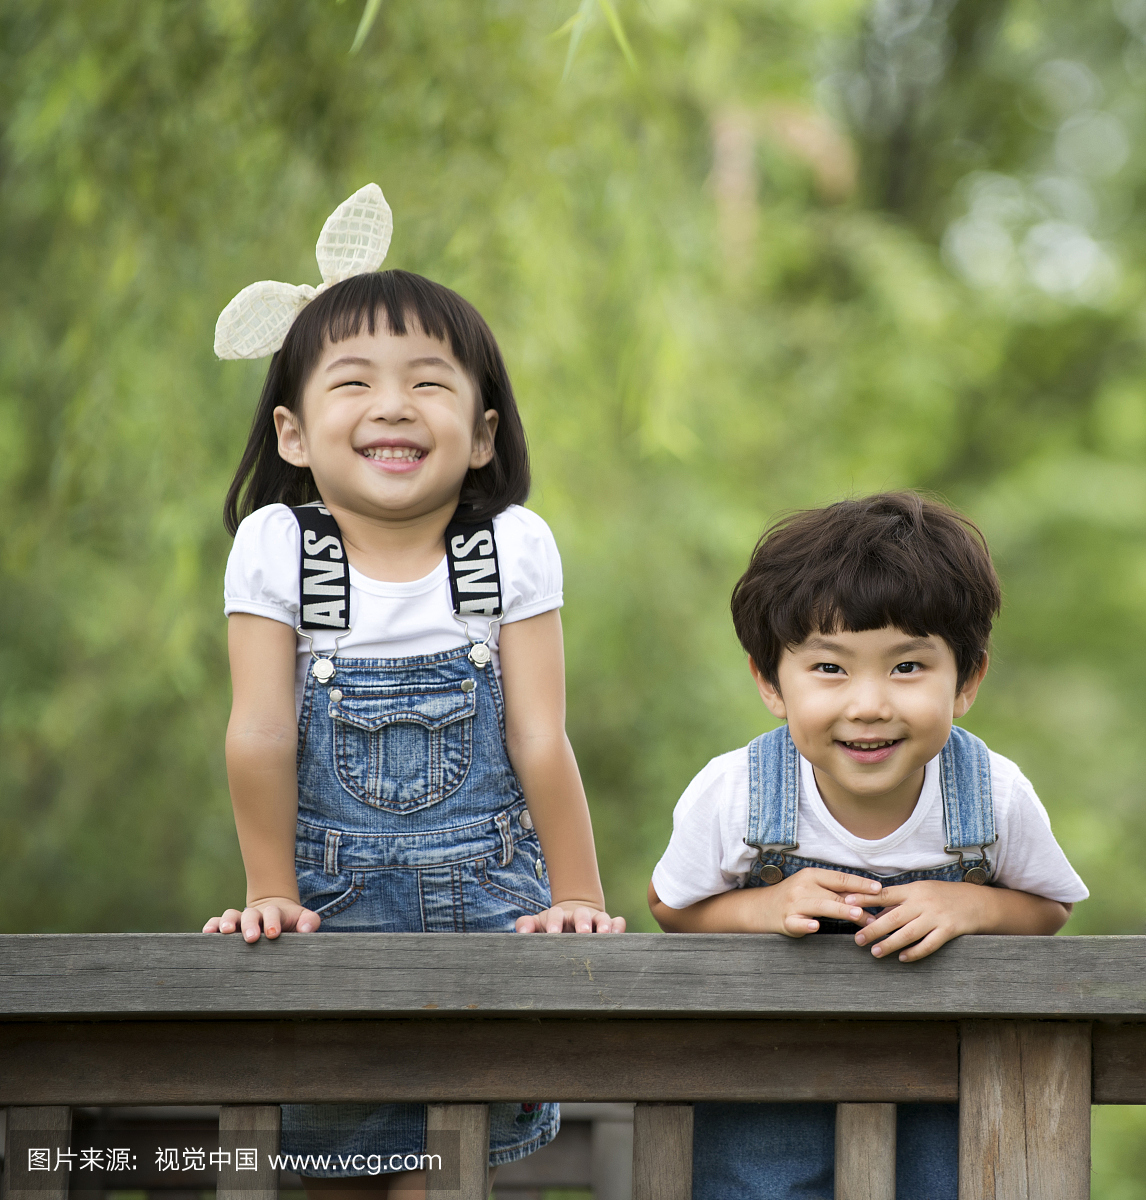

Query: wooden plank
835 1104 895 1200
0 1019 957 1105
958 1021 1091 1200
426 1104 489 1199
217 1106 280 1200
1 933 1145 1020
1094 1021 1146 1102
633 1104 691 1200
2 1107 71 1200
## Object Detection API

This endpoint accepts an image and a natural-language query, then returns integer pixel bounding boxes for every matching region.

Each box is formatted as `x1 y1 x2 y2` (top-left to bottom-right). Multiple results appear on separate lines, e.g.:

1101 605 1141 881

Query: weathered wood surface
633 1104 692 1200
958 1021 1091 1200
0 1019 957 1105
217 1105 280 1200
1093 1021 1146 1102
426 1104 489 1199
835 1104 895 1200
2 934 1145 1019
1 1107 71 1200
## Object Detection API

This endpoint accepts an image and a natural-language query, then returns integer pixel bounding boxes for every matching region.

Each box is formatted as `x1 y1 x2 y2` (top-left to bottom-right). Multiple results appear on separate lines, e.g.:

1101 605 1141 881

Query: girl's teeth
363 447 423 460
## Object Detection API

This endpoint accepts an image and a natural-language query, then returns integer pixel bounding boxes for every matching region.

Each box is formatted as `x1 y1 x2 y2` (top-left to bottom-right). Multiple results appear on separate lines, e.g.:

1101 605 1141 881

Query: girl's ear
274 405 308 468
469 408 499 470
749 657 787 720
953 653 989 719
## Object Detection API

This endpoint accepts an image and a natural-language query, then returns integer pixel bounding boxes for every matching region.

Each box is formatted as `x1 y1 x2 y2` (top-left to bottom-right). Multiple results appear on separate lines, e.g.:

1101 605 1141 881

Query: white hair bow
214 183 393 360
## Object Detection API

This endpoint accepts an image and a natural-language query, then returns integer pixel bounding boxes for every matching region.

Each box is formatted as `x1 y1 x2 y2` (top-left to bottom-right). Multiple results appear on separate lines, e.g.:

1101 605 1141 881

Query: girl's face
274 321 497 523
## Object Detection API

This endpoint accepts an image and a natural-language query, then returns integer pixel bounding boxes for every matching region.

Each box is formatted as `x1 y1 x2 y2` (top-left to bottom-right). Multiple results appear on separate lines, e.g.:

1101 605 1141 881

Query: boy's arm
202 613 320 941
649 870 883 935
853 881 1072 963
499 609 623 934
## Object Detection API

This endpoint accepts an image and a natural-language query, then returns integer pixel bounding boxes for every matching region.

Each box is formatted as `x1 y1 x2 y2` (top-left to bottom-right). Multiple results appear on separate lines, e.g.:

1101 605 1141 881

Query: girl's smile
357 437 429 473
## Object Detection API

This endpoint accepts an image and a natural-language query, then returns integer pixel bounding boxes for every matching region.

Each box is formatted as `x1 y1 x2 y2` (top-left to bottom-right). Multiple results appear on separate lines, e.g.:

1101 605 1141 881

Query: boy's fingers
783 914 820 936
897 928 951 962
869 917 932 957
855 906 911 945
819 871 883 896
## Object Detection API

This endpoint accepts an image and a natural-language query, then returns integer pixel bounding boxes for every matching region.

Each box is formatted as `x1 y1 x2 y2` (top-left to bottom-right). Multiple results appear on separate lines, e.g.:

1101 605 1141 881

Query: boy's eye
813 663 845 674
892 661 922 674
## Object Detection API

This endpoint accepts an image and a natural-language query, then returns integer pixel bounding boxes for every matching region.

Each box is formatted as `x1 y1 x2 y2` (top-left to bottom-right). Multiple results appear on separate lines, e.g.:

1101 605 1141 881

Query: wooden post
426 1103 490 1199
1 1107 71 1200
959 1020 1091 1200
835 1103 896 1200
217 1105 281 1200
633 1103 692 1200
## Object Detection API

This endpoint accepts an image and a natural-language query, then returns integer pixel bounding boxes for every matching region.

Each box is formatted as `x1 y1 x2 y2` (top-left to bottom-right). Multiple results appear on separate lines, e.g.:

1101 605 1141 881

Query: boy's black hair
731 492 1002 691
224 270 530 535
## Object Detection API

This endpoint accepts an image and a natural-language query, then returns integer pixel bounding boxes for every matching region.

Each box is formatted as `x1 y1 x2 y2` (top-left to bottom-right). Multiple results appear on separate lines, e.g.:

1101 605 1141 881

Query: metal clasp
296 626 351 684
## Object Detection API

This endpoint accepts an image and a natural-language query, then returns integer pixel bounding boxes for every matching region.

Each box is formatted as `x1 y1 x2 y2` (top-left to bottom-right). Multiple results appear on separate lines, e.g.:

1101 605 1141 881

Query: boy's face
751 626 987 815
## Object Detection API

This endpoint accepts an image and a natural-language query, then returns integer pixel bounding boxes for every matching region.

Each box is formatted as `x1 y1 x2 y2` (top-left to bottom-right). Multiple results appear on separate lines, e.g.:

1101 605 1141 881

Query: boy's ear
274 405 308 468
953 653 989 719
749 657 787 720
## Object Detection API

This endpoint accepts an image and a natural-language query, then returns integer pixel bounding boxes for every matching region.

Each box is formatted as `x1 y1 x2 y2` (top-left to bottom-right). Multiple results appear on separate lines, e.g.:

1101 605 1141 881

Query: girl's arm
498 609 624 933
201 613 320 941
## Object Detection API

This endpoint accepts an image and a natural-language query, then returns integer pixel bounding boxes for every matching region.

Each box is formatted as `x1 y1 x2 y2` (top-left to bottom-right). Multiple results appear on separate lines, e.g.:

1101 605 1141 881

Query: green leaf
560 0 596 81
349 0 382 54
596 0 638 72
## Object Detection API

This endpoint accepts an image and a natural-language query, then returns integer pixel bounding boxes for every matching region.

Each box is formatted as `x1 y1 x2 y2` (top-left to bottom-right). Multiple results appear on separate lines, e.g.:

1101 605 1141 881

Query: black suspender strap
291 502 350 631
289 503 504 672
444 516 503 618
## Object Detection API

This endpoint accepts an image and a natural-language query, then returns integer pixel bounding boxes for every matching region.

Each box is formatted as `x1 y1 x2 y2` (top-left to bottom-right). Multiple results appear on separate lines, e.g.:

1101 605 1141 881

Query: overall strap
444 515 503 618
291 502 350 630
940 725 997 853
745 725 800 851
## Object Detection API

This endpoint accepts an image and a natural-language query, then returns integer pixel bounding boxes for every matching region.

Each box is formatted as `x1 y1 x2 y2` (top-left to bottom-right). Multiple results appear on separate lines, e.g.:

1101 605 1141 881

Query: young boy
648 492 1087 1200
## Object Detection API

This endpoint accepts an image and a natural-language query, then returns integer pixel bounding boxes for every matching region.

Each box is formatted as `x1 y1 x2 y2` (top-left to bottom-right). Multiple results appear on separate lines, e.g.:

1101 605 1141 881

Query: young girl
203 185 623 1198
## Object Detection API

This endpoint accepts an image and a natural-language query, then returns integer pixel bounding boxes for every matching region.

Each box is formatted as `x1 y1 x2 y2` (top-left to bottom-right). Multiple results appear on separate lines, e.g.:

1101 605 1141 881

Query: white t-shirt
652 742 1089 909
224 503 563 713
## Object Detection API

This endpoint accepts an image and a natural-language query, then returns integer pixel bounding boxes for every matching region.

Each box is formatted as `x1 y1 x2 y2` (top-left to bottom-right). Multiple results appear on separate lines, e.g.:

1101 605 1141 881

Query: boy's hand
202 896 321 942
850 880 985 962
765 868 884 936
515 900 626 933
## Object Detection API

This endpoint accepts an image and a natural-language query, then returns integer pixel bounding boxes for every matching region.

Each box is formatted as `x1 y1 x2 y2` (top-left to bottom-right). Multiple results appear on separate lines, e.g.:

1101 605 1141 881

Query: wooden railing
2 933 1145 1199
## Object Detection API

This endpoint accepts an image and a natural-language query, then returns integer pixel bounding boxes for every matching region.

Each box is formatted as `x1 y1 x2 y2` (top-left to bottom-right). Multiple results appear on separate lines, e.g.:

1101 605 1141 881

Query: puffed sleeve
223 504 301 626
493 505 564 624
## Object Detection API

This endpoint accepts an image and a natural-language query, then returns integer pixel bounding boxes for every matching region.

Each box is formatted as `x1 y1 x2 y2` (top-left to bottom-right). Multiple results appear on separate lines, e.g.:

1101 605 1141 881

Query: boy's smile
752 627 987 839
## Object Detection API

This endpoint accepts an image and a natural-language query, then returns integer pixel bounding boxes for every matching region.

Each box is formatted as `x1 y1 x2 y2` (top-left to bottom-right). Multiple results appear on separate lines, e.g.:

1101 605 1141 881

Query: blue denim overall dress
279 643 560 1173
693 724 995 1200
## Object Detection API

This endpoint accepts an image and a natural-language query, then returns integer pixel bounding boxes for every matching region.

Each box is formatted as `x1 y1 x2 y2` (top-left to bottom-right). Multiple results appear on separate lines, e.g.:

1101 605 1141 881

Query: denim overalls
693 724 995 1200
279 641 560 1173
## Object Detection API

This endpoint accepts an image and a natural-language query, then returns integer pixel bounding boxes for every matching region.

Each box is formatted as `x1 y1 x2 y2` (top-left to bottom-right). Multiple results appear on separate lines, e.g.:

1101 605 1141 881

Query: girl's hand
515 900 626 933
202 896 321 942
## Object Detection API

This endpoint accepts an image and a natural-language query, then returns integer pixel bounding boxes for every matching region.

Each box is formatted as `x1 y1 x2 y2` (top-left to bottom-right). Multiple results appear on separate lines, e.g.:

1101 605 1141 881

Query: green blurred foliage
4 0 1146 1185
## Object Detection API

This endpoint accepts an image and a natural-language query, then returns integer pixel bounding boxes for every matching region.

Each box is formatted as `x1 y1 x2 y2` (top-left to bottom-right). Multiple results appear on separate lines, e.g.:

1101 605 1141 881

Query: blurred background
3 0 1146 1190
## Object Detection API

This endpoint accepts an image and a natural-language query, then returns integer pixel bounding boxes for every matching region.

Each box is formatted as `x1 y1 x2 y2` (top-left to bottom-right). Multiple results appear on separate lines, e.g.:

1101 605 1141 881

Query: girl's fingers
202 917 222 933
262 905 283 940
217 908 245 935
545 907 566 934
240 907 267 942
514 914 541 933
294 907 321 934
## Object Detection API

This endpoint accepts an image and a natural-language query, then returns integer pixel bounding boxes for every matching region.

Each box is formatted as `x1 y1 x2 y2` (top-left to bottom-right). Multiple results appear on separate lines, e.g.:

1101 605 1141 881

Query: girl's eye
335 379 369 389
892 661 922 674
814 663 845 675
413 380 444 389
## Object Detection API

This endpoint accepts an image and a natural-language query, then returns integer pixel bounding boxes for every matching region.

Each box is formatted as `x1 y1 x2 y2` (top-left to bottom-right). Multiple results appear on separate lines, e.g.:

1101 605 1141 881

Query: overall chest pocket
331 686 476 813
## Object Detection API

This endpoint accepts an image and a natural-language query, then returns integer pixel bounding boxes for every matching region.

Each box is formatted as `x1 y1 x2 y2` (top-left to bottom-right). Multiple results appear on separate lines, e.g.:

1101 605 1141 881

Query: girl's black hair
223 270 530 535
